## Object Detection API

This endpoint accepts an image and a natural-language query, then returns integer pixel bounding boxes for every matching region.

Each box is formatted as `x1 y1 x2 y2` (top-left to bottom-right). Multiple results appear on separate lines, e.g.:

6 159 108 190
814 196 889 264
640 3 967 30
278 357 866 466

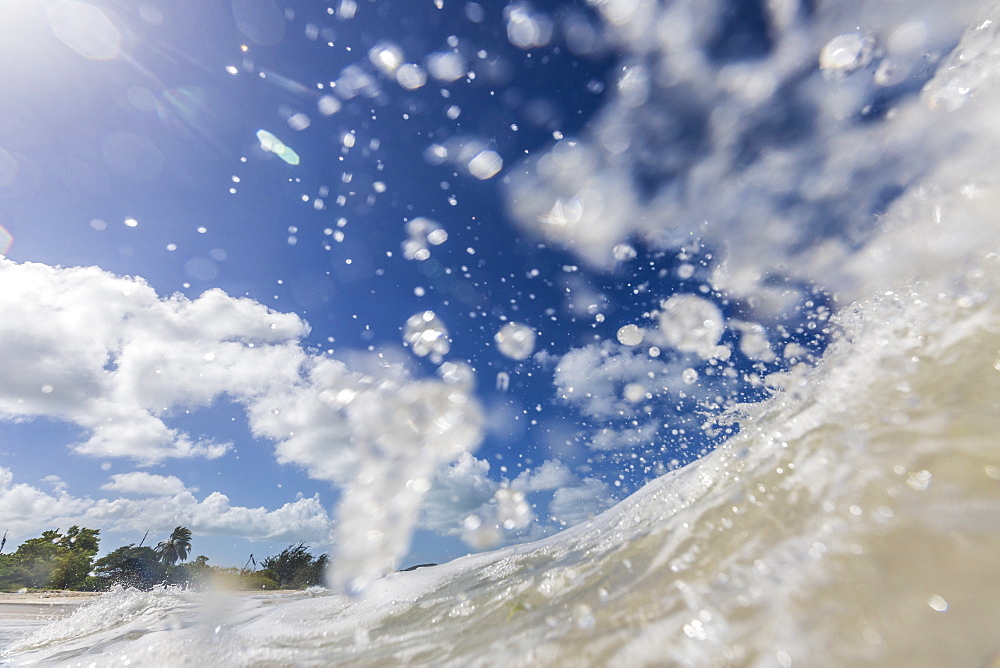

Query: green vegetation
154 526 193 566
0 526 101 591
259 542 328 589
0 527 329 593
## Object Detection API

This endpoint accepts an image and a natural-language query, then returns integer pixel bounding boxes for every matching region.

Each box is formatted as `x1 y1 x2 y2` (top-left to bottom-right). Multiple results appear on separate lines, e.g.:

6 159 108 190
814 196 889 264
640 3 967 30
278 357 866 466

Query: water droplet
657 294 724 359
617 324 644 346
496 371 510 392
404 311 450 359
288 112 311 131
318 95 342 115
368 41 404 74
495 322 536 360
468 150 503 180
927 595 949 612
612 243 637 261
396 63 427 90
819 33 874 78
402 217 447 260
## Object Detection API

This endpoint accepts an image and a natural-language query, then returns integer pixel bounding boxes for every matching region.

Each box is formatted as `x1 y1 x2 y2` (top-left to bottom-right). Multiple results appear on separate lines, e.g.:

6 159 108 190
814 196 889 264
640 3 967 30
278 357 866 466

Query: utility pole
138 530 149 547
0 529 7 554
243 554 256 572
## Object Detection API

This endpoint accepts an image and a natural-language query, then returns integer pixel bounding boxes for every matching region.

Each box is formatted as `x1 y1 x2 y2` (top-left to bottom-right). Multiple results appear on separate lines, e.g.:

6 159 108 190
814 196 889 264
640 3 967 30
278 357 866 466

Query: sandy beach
0 591 100 621
0 591 102 605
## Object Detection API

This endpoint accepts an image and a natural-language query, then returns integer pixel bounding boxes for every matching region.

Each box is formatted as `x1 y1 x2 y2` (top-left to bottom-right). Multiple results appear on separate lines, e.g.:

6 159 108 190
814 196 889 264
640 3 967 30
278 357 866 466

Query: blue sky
0 0 847 573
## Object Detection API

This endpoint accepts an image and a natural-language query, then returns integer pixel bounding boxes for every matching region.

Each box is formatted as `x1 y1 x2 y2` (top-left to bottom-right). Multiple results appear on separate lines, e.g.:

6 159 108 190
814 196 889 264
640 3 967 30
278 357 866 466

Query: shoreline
0 588 312 605
0 591 103 606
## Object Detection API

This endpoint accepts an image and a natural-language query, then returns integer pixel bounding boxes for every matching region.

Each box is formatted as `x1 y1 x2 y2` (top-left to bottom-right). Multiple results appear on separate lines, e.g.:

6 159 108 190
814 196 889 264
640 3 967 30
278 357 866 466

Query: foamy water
5 0 1000 664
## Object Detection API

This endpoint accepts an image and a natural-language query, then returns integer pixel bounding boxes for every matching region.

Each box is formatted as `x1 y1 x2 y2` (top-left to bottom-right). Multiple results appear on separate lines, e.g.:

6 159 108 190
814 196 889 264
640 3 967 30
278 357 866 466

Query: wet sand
0 591 100 620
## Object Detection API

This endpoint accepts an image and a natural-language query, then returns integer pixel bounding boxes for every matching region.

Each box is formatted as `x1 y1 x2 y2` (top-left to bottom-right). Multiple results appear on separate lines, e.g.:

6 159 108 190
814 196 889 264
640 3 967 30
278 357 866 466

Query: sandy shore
0 592 99 629
0 590 102 605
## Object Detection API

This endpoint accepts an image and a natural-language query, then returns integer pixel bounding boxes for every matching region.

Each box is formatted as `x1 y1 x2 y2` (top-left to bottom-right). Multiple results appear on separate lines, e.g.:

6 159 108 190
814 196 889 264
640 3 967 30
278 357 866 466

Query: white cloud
511 459 575 492
553 340 671 419
101 472 193 496
416 454 620 549
40 474 68 493
0 259 308 464
588 422 660 451
549 477 614 526
552 339 745 450
85 491 333 543
0 466 334 545
245 353 484 487
0 469 93 534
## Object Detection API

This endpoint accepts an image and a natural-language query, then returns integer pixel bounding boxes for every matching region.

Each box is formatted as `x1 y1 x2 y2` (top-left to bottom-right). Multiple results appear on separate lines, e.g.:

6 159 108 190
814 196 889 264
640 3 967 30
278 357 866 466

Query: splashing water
4 0 1000 664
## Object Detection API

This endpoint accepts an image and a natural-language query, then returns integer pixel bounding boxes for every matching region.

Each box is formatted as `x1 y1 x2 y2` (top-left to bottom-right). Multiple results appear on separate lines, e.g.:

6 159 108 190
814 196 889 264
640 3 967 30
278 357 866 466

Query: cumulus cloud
40 474 68 493
588 422 660 451
554 339 719 420
101 472 193 496
0 259 307 464
511 459 575 492
0 259 482 481
552 338 746 453
554 341 665 419
0 468 93 533
85 491 333 543
0 466 334 544
549 477 614 526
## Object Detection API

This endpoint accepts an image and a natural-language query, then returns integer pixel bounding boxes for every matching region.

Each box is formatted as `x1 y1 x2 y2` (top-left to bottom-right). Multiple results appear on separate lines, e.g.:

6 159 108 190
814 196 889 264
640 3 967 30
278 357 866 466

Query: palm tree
154 526 192 565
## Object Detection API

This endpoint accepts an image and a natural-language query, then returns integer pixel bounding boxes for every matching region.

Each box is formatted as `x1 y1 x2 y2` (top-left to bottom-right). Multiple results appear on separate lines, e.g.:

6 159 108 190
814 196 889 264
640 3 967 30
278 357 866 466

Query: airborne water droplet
612 243 637 261
819 32 874 78
657 294 724 359
495 322 536 360
404 311 450 359
496 371 510 392
617 324 644 346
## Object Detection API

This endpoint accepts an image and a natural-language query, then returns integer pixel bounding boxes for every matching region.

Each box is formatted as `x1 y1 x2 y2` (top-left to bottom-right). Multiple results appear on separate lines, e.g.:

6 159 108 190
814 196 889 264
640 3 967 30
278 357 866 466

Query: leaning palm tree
154 526 192 565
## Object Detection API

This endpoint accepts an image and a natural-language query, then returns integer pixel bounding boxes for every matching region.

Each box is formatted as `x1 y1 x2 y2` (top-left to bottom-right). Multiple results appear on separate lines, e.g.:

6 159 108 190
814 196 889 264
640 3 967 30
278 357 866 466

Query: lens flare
256 129 300 165
0 224 12 256
46 0 121 60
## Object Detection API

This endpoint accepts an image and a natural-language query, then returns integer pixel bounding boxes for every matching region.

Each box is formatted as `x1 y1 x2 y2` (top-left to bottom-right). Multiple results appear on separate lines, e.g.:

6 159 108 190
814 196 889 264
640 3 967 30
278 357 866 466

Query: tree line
0 526 328 592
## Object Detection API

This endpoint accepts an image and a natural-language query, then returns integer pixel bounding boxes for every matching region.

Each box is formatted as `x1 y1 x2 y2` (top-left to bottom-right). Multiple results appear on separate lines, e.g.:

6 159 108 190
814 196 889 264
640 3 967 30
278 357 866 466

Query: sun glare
45 0 122 60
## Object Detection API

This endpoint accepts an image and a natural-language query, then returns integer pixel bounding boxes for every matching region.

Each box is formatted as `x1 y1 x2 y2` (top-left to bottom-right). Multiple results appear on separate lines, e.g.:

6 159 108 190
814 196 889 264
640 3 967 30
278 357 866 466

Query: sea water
5 0 1000 665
